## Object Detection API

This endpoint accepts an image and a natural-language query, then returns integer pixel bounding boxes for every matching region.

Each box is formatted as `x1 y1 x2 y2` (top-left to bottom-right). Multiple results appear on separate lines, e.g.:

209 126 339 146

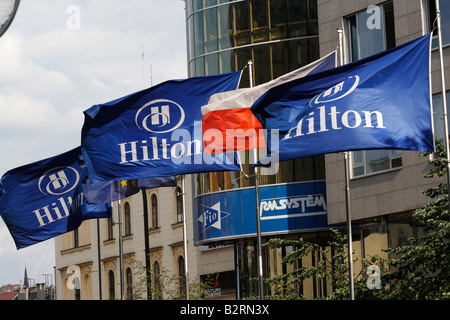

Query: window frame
73 228 79 248
351 149 402 179
153 261 162 300
123 202 132 236
151 194 158 228
108 270 115 300
432 91 450 143
126 267 133 300
176 186 184 223
344 1 400 179
423 0 450 48
178 256 186 297
106 217 114 240
344 3 391 62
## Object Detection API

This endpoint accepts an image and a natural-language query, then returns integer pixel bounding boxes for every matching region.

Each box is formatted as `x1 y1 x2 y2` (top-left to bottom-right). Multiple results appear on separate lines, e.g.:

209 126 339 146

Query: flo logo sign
194 181 329 243
135 99 185 133
38 166 80 196
198 202 230 231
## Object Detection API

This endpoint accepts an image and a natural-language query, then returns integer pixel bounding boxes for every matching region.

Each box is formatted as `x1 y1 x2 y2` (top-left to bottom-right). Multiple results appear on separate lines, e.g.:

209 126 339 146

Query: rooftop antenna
142 44 145 88
149 63 153 87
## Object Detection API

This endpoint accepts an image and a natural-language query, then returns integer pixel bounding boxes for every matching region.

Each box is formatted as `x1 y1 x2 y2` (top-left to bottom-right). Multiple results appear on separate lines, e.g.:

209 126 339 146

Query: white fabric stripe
201 51 336 115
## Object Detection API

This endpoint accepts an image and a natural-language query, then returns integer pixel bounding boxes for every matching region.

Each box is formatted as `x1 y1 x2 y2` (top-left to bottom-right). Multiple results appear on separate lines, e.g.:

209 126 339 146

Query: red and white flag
201 51 336 154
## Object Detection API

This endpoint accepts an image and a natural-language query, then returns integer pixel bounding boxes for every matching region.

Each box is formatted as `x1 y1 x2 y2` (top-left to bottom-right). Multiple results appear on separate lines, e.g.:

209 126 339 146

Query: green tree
377 142 450 299
263 229 353 300
264 142 450 300
127 255 212 300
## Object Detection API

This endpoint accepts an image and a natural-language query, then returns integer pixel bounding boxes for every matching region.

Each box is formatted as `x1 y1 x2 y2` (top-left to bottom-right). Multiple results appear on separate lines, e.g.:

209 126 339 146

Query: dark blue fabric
0 147 111 249
83 176 177 204
81 72 242 185
251 34 434 165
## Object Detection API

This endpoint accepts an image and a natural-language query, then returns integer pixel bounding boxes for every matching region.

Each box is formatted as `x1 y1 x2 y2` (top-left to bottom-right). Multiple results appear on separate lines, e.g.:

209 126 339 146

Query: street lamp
0 0 20 38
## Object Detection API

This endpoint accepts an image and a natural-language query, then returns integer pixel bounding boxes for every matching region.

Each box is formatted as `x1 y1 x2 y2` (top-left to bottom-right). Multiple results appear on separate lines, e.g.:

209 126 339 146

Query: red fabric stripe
202 108 266 154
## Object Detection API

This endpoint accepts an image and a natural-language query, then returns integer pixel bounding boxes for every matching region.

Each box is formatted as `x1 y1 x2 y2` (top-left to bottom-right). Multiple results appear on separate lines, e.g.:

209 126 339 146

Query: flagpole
181 174 190 299
96 219 102 300
248 60 264 300
337 27 355 300
118 197 124 300
435 0 450 218
112 181 124 300
141 189 152 299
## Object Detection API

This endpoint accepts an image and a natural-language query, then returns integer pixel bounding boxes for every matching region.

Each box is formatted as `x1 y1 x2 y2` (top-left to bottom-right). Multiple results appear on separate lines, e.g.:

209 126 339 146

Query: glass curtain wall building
186 0 324 194
186 0 333 298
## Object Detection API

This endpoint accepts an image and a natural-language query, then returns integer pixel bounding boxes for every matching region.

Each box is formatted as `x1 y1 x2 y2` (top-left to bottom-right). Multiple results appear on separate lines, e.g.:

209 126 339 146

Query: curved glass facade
186 0 324 195
187 0 319 85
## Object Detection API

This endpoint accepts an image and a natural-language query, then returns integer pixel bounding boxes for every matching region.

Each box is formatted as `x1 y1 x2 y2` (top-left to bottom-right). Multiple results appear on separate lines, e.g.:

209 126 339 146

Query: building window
187 0 320 79
218 3 233 50
124 202 131 236
74 277 81 300
178 256 186 297
153 261 162 300
188 0 323 195
352 149 402 177
345 1 395 62
108 270 115 300
176 187 183 223
345 1 398 178
151 194 158 228
107 217 114 240
425 0 450 47
126 268 133 300
432 91 450 142
204 5 219 53
73 228 79 248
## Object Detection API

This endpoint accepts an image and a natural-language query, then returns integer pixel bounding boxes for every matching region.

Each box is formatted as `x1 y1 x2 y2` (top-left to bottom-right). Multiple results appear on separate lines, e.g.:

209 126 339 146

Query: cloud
0 0 187 286
0 34 75 93
0 33 81 170
0 0 187 170
0 220 55 285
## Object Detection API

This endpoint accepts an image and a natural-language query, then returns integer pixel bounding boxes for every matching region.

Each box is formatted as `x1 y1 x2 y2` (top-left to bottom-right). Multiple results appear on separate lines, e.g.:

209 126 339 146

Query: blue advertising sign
195 181 328 244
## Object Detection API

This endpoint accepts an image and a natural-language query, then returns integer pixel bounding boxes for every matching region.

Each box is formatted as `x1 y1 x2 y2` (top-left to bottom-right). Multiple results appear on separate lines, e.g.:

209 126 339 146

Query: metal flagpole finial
242 60 253 72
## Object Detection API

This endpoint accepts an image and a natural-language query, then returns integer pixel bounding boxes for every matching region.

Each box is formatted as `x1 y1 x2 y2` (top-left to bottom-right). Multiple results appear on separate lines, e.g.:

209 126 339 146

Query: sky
0 0 187 286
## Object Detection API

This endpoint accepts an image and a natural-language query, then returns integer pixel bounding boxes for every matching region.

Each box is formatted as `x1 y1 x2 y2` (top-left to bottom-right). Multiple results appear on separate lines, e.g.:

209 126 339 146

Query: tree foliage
264 142 450 300
379 142 450 299
127 255 212 300
126 143 450 300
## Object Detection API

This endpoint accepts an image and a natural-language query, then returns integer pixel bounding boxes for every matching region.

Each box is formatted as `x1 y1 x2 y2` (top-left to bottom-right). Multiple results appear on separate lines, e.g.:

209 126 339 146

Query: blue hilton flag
251 34 434 164
81 72 242 185
0 147 111 250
